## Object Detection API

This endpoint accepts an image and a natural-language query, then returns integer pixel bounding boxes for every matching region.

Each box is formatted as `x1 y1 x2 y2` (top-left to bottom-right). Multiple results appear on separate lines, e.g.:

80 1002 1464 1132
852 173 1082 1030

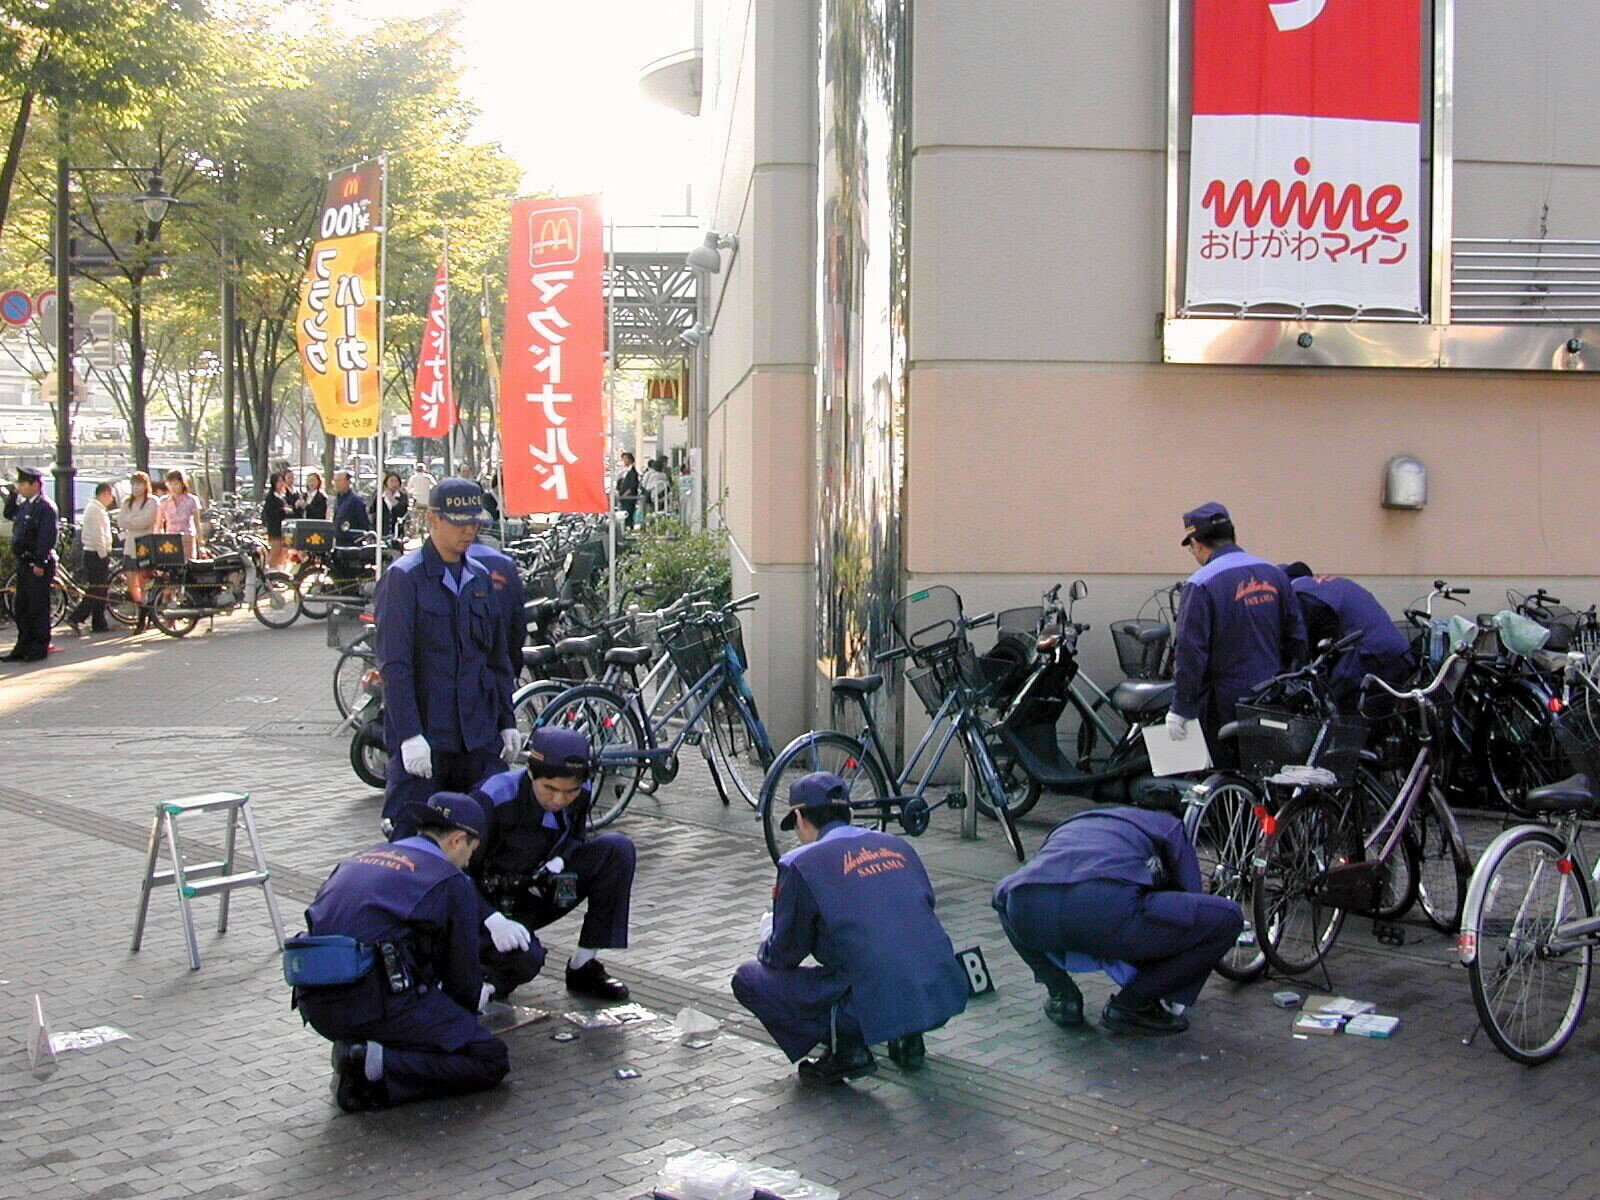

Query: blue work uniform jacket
1172 545 1306 726
7 491 59 573
303 836 484 1017
1291 575 1415 708
332 488 372 546
466 541 528 684
993 807 1203 903
470 767 590 880
375 540 513 754
763 823 968 1047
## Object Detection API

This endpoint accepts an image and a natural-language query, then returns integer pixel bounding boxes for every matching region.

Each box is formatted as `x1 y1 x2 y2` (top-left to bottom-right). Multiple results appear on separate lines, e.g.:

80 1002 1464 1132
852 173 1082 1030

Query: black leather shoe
565 958 629 1000
1102 995 1189 1036
1044 982 1085 1028
330 1041 381 1113
886 1033 926 1070
797 1041 877 1084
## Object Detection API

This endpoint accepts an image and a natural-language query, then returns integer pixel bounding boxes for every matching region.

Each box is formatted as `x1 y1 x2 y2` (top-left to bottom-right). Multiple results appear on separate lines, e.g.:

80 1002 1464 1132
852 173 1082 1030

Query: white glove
479 982 495 1012
757 911 773 942
484 911 532 953
1165 711 1189 741
400 734 433 778
545 856 565 876
499 727 521 764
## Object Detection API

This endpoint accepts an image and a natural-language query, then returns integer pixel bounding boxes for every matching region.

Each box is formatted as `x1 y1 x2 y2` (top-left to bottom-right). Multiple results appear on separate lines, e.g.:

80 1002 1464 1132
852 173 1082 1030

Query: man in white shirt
68 481 115 635
405 467 437 511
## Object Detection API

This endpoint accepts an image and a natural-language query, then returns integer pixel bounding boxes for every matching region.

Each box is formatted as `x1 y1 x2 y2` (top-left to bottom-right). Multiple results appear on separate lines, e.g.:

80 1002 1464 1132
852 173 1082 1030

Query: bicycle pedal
1372 921 1406 947
683 731 703 747
944 791 967 810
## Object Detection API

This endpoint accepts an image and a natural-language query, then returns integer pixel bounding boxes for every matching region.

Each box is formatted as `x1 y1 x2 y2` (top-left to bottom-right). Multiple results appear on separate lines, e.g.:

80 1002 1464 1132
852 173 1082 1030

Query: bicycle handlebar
1359 651 1462 713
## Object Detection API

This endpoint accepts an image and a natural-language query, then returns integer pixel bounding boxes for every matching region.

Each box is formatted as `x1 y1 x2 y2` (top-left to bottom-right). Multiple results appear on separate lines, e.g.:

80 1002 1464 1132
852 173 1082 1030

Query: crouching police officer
468 728 636 1003
992 806 1243 1036
732 773 969 1084
1282 563 1415 712
291 793 510 1112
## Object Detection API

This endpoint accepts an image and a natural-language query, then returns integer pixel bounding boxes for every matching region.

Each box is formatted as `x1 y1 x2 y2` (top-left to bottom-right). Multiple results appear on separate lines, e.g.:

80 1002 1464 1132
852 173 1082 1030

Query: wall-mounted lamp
685 231 738 273
679 322 712 346
1566 338 1583 355
1382 454 1427 510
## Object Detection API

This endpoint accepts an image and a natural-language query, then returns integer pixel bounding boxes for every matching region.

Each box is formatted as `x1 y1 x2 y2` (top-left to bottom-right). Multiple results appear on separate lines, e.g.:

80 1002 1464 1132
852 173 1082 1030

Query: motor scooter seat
1110 679 1175 717
832 673 884 697
1521 774 1596 813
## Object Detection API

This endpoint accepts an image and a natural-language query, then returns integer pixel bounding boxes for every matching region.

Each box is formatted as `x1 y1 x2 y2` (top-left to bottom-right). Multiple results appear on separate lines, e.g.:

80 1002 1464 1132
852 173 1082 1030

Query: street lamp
139 174 177 225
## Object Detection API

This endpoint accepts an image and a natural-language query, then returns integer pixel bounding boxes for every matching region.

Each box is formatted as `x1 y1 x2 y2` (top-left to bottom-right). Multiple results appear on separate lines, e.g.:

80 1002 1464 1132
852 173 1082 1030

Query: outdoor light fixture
685 231 737 273
139 174 176 224
679 322 711 346
1382 454 1427 510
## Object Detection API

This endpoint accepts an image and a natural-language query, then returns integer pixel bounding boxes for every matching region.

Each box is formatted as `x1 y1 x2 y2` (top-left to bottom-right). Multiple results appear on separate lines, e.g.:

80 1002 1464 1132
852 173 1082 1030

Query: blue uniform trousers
480 833 635 997
383 745 504 831
731 961 865 1061
997 880 1243 1007
299 986 508 1106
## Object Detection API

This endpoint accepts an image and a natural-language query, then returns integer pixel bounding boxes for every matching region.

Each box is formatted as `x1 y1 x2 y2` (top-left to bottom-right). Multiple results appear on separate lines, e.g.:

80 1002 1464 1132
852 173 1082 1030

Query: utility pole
52 112 75 516
220 161 237 494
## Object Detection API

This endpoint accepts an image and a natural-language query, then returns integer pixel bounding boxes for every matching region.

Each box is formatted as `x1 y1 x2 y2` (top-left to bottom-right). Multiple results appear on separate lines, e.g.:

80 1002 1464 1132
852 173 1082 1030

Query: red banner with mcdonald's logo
499 194 606 516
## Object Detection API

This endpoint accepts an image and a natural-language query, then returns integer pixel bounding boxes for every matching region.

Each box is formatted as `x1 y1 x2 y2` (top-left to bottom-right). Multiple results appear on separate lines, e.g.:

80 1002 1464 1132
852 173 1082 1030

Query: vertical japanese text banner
1184 0 1423 314
296 161 384 438
499 194 606 515
412 254 455 438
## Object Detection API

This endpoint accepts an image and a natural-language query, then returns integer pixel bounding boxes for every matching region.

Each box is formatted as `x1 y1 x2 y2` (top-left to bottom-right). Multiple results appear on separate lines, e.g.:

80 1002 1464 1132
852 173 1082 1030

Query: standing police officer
376 478 518 836
1283 563 1415 711
732 773 969 1083
469 728 635 1003
993 807 1244 1036
1167 503 1305 762
293 793 510 1112
4 466 58 663
330 469 372 546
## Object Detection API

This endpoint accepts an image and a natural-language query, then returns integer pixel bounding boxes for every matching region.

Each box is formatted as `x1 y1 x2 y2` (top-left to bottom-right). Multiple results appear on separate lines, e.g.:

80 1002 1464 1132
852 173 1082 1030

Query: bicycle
757 585 1027 866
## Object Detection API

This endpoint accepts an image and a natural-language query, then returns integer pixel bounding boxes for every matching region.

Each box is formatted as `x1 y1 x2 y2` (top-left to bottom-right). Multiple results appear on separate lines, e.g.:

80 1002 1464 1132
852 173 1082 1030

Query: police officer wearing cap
294 793 510 1112
466 530 527 687
375 478 517 835
1282 563 1415 712
468 727 636 1002
732 773 968 1084
992 806 1244 1036
1169 502 1306 762
4 466 58 663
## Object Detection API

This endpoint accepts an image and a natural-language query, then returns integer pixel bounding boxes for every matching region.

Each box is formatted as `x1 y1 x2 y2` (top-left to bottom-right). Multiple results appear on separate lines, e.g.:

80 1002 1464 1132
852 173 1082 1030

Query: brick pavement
2 614 1596 1199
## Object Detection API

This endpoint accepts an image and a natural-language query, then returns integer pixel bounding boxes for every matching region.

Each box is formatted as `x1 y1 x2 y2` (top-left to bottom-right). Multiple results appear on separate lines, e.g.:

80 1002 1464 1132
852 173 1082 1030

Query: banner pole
485 272 504 521
606 213 617 615
442 223 454 478
376 154 388 579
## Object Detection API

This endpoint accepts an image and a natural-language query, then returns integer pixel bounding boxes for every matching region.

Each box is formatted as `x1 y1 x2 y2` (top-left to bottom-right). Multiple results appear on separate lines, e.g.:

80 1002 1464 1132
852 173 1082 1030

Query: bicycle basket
893 586 966 656
1111 619 1170 680
1236 704 1368 787
662 618 722 683
719 611 748 671
906 642 985 718
1552 695 1600 784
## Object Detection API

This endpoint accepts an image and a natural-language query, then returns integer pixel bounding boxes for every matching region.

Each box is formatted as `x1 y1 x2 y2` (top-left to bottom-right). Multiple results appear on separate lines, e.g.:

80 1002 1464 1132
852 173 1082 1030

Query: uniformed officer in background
293 793 510 1112
3 466 58 662
1167 502 1306 762
1282 563 1415 711
466 530 528 692
375 478 518 836
992 806 1243 1036
469 727 635 1002
732 773 969 1084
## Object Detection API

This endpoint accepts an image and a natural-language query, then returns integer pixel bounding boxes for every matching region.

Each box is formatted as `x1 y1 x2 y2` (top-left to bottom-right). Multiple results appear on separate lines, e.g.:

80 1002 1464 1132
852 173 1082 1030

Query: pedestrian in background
370 470 408 536
405 465 436 511
68 481 115 636
156 469 202 560
3 465 58 662
331 469 371 546
262 470 294 570
299 471 328 521
614 451 639 528
120 470 159 631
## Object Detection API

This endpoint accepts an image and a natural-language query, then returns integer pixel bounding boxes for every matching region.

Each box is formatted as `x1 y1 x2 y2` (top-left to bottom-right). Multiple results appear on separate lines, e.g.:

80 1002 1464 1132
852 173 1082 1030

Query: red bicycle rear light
1253 804 1276 836
1548 697 1565 714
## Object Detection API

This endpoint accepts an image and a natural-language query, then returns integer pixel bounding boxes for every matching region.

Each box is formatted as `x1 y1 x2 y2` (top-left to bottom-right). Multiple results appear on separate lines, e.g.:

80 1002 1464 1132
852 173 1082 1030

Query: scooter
144 542 268 638
337 665 386 789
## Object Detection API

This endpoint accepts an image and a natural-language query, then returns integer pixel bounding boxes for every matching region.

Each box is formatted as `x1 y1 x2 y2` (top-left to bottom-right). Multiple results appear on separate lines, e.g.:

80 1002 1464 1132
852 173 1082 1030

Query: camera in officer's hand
533 865 579 908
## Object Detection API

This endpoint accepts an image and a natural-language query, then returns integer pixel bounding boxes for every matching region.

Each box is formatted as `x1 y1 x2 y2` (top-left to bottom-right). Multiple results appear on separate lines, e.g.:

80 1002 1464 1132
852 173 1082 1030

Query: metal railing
1451 238 1600 324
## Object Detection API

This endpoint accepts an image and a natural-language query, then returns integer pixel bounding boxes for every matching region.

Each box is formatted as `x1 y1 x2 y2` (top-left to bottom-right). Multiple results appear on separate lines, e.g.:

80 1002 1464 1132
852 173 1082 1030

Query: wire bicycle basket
1235 704 1369 787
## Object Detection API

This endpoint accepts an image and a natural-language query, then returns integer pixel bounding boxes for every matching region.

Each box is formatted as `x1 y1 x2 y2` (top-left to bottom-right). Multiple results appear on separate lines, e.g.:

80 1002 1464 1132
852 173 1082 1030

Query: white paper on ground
1142 723 1213 776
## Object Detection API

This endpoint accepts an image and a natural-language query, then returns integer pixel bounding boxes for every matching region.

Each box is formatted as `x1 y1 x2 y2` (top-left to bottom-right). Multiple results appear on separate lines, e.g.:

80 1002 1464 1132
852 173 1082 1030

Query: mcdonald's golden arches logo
529 206 582 269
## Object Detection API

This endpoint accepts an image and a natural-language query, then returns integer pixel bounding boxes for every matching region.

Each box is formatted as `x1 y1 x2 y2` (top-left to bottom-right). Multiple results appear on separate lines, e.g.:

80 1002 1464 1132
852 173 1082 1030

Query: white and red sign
499 194 606 516
411 253 455 438
1184 0 1423 314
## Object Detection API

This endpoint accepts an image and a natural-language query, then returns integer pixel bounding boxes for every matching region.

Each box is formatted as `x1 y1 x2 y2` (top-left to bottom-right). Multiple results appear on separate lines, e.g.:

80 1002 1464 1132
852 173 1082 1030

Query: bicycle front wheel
704 693 774 810
760 731 891 865
1356 768 1418 922
295 565 335 620
333 648 374 718
252 571 300 629
1465 826 1592 1064
1253 791 1356 975
960 723 1026 862
105 567 138 627
537 684 647 830
1414 794 1471 933
1185 775 1267 982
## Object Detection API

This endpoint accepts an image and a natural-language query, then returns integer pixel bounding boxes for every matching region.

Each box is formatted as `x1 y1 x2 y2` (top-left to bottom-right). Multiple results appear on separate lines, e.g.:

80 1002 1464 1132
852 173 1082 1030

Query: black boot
1044 977 1085 1028
565 957 629 1000
1102 993 1189 1036
329 1041 385 1112
798 1038 877 1084
886 1032 926 1070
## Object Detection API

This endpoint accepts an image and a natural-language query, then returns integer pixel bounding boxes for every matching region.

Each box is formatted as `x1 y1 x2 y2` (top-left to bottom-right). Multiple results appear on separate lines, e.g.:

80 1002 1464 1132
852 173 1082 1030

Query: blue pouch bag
282 934 375 988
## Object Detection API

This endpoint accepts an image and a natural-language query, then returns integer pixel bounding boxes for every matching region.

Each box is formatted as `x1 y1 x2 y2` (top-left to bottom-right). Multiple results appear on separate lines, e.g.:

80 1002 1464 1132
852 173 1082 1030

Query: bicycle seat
1521 774 1597 813
554 635 602 658
832 673 884 697
524 597 563 621
522 644 557 668
1110 679 1175 717
604 645 652 667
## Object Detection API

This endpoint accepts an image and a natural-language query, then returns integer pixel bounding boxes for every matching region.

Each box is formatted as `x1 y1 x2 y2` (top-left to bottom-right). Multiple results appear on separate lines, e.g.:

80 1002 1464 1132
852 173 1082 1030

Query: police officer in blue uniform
330 469 372 546
294 793 510 1112
1167 502 1306 763
4 466 58 662
376 478 518 835
993 806 1243 1036
469 728 635 1002
1282 563 1415 711
732 773 969 1083
466 533 527 688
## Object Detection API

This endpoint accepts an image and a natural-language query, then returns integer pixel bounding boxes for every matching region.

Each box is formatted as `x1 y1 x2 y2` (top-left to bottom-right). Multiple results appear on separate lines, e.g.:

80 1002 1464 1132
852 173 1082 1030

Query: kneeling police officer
291 793 510 1112
469 727 636 1002
732 773 969 1084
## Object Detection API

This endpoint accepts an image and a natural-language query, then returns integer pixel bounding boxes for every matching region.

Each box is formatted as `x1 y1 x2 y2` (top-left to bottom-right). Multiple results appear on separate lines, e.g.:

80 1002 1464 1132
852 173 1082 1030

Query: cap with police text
430 477 489 525
403 791 487 839
1180 501 1231 546
525 727 593 776
779 771 849 831
15 465 43 483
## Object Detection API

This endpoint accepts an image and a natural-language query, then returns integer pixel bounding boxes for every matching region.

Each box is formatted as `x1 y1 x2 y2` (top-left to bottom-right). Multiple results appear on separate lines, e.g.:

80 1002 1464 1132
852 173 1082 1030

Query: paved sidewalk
1 615 1596 1199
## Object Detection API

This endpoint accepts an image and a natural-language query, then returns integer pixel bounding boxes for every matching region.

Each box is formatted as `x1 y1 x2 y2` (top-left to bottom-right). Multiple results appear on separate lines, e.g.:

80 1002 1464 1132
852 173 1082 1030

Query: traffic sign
35 289 58 345
84 308 117 370
0 289 32 326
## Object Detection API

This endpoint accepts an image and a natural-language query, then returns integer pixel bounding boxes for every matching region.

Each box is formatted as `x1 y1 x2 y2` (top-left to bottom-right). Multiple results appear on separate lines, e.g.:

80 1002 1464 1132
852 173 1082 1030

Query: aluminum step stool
130 790 287 970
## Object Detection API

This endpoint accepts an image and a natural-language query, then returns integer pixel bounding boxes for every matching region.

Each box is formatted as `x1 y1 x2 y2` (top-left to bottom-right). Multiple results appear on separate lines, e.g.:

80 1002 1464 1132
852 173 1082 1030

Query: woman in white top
120 470 159 628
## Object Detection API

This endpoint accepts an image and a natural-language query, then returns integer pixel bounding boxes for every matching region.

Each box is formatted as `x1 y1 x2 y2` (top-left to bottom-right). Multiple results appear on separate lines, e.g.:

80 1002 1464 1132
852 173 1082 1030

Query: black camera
535 867 580 908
